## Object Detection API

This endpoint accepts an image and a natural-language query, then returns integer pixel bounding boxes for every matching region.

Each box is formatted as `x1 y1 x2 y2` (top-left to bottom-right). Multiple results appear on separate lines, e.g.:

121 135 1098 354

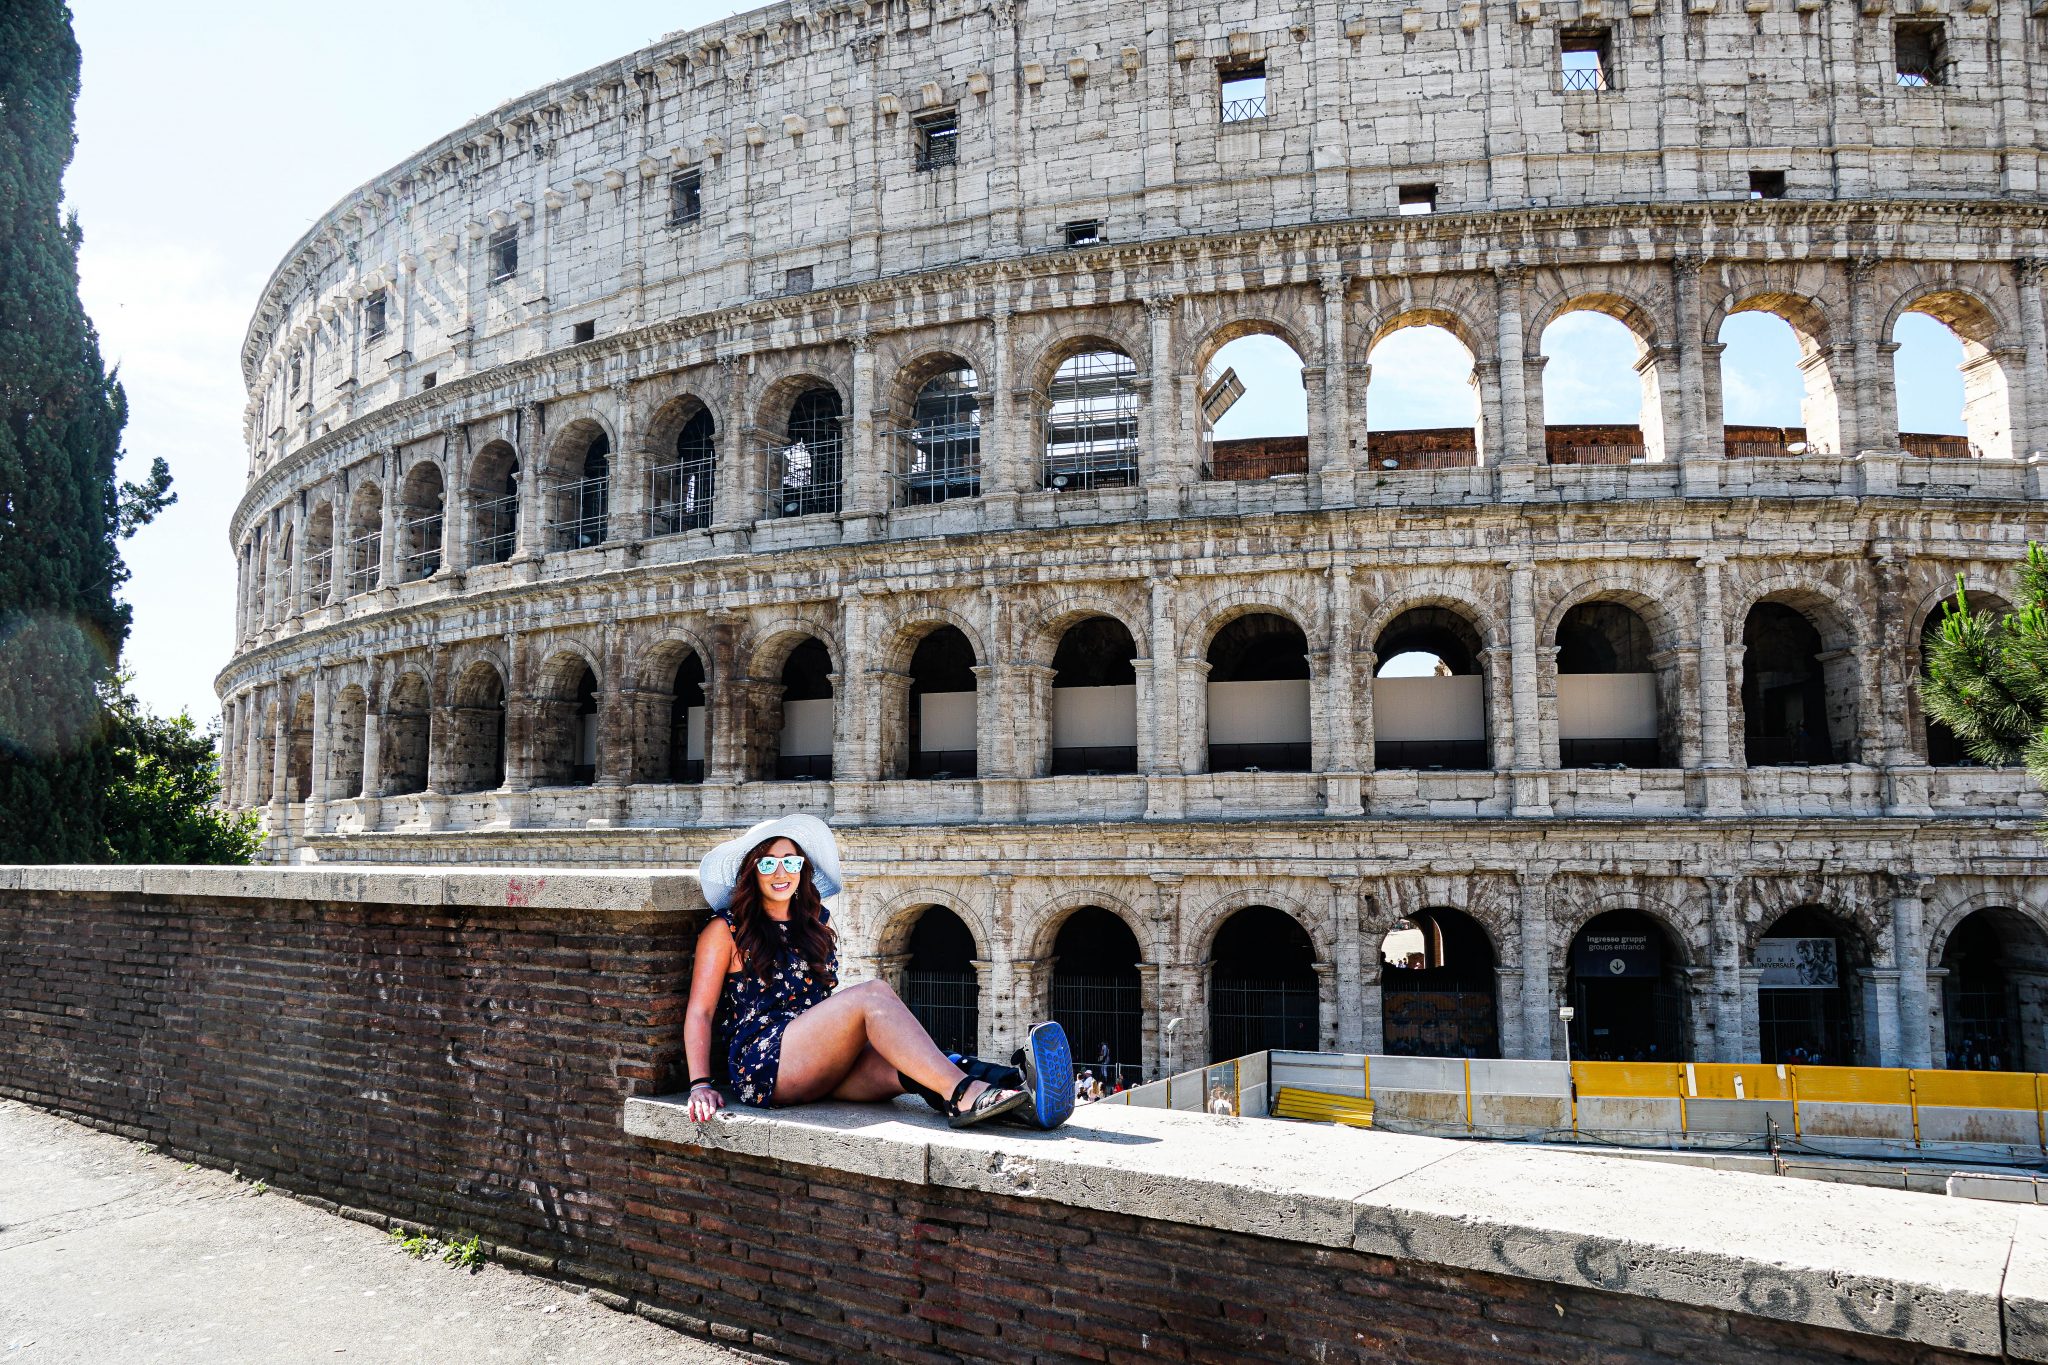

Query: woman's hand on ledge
687 1085 725 1122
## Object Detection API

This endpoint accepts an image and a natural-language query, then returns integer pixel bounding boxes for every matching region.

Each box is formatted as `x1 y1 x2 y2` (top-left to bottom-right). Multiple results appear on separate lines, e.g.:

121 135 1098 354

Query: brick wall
0 887 1994 1364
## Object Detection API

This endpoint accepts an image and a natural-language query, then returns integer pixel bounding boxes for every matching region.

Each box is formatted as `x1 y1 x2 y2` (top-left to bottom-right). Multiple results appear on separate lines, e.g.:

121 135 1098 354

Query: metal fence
1050 745 1139 776
470 493 517 565
1558 737 1664 768
1050 972 1144 1088
547 475 609 551
1373 740 1489 770
344 532 381 597
904 970 978 1057
648 455 715 536
1043 351 1139 491
400 514 442 581
1209 978 1320 1060
1207 742 1311 773
301 550 331 612
1220 94 1267 122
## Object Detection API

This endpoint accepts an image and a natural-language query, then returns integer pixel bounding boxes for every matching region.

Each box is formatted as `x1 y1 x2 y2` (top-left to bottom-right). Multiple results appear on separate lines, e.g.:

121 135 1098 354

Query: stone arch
887 343 994 416
543 414 612 551
1357 583 1504 657
1023 888 1157 964
381 669 431 797
639 386 726 452
1559 892 1700 1062
1928 892 2048 967
328 683 366 800
1183 885 1331 965
1372 876 1520 964
1024 321 1150 394
875 612 983 780
872 604 990 678
1552 888 1703 969
1185 311 1315 378
742 618 841 681
867 887 994 962
1731 575 1866 767
753 370 847 435
627 633 714 785
1741 881 1890 969
1909 577 2017 766
344 479 382 595
1189 590 1326 658
1725 573 1865 652
531 647 602 788
1024 593 1150 668
397 458 445 581
1885 281 2020 461
1543 578 1688 769
1539 575 1687 653
466 439 520 567
1363 303 1493 368
446 658 509 793
1525 279 1667 355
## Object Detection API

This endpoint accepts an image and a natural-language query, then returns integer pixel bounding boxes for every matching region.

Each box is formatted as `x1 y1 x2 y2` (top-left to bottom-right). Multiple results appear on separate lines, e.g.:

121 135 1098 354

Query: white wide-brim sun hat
696 812 845 911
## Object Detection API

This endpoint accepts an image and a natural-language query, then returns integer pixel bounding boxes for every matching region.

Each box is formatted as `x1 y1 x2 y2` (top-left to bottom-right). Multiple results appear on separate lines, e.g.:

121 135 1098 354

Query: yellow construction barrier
1271 1087 1376 1129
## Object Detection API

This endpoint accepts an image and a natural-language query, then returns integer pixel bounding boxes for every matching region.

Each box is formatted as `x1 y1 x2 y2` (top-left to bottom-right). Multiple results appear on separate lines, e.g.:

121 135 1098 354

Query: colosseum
219 0 2048 1084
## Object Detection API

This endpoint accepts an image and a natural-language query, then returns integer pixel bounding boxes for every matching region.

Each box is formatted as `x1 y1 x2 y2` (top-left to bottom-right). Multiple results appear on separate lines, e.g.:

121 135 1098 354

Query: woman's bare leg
827 1044 903 1102
774 980 981 1105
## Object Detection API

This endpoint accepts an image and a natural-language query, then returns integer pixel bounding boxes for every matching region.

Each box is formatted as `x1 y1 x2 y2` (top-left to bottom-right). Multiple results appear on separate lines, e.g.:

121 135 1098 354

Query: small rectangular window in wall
488 227 518 282
669 169 702 225
914 110 959 171
421 372 437 390
1749 170 1787 200
572 320 596 345
1398 184 1437 215
1560 29 1611 93
784 266 815 295
1220 61 1267 122
1063 219 1104 249
364 290 387 341
1894 22 1944 87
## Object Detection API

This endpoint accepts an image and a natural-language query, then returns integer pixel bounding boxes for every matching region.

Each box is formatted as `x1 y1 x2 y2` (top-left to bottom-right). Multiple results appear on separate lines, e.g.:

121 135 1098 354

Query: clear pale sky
64 1 1971 723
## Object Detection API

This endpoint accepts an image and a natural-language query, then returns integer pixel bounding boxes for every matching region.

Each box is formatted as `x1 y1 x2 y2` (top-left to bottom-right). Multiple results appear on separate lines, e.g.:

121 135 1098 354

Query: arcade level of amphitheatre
216 0 2048 1080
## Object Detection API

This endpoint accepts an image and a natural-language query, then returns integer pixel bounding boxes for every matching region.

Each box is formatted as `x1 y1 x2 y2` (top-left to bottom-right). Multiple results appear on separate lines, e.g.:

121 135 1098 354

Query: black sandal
944 1074 1030 1129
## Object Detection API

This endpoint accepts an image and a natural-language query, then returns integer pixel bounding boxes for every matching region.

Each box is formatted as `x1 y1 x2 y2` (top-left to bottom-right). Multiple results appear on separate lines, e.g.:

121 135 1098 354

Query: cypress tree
0 2 149 861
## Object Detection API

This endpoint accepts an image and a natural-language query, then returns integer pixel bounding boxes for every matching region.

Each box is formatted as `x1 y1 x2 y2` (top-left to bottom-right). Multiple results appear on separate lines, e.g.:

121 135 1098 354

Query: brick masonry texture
0 885 1997 1363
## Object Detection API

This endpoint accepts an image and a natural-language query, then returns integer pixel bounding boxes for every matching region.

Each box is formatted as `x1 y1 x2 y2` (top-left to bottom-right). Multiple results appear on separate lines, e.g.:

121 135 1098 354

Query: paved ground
0 1100 761 1365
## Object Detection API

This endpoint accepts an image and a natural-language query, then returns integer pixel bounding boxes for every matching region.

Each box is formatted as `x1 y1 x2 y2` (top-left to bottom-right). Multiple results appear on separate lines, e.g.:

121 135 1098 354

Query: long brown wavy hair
727 835 838 985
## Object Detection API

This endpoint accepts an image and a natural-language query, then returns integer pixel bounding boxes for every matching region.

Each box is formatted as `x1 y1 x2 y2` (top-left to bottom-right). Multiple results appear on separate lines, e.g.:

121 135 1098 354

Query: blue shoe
1009 1021 1075 1130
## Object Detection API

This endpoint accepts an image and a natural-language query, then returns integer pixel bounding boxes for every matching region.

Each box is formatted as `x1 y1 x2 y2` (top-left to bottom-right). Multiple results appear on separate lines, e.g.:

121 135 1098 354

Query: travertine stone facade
221 0 2048 1077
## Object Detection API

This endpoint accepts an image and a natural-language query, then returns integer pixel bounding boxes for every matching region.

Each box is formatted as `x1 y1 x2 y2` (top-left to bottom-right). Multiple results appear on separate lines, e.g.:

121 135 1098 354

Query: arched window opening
1894 306 2009 460
1717 310 1833 458
1042 349 1138 492
399 462 445 581
330 685 366 800
774 639 834 780
1556 602 1667 768
1378 907 1500 1058
1365 323 1482 470
1201 333 1308 480
776 388 843 518
903 907 979 1056
1208 906 1319 1062
1373 607 1488 770
1757 906 1868 1066
895 366 981 505
550 430 611 551
288 694 314 803
469 442 519 566
651 408 716 536
302 503 334 612
1566 911 1690 1062
345 482 383 596
1741 601 1852 765
1541 309 1651 464
668 653 707 784
1049 907 1144 1087
907 627 977 779
254 705 277 804
382 672 430 797
1206 614 1310 772
1050 617 1138 775
1940 909 2048 1072
1921 590 2015 765
273 525 293 625
534 658 600 788
449 664 507 794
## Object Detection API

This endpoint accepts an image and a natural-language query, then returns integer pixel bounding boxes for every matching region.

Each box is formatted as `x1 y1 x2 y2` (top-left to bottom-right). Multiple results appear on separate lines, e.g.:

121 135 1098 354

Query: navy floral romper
710 905 836 1108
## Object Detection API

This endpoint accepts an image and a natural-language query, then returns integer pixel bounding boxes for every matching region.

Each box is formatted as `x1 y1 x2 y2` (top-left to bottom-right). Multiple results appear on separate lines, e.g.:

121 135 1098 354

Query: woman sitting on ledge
683 814 1072 1129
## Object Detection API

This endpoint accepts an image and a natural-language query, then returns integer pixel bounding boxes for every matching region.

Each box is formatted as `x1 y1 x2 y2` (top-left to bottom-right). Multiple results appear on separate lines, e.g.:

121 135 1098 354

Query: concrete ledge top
0 864 706 916
626 1093 2048 1360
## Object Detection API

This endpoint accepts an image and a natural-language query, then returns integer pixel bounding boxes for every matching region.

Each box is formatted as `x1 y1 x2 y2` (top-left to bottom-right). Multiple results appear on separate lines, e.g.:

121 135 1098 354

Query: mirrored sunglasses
755 855 807 875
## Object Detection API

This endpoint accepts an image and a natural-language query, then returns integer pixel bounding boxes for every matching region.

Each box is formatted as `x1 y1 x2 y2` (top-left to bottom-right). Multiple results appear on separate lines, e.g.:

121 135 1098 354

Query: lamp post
1558 1004 1576 1069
